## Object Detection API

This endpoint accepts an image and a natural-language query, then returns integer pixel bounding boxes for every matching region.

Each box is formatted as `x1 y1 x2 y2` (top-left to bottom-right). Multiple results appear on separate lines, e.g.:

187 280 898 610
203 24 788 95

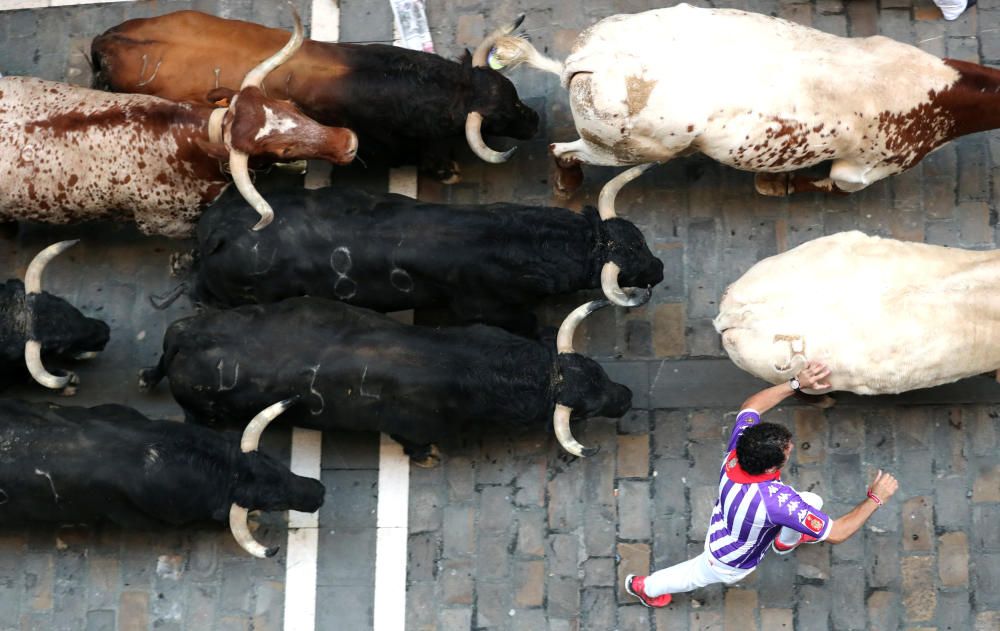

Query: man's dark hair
736 422 793 475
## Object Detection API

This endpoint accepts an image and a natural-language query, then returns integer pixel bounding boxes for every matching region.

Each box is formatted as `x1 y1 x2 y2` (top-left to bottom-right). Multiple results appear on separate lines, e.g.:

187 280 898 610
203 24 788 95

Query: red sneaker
625 574 672 608
772 533 818 555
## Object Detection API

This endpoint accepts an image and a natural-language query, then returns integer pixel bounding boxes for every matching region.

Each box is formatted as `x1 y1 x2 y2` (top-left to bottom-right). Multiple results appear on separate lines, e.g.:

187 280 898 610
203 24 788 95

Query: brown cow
0 12 356 237
90 11 538 182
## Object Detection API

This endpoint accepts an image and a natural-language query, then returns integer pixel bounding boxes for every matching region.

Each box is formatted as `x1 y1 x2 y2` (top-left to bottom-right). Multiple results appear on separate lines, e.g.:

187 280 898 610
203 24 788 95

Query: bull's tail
148 282 189 310
489 34 564 77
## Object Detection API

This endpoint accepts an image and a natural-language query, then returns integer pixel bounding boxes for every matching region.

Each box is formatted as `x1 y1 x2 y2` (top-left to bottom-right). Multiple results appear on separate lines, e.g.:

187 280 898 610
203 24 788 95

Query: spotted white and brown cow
489 3 1000 213
0 12 357 237
714 231 1000 395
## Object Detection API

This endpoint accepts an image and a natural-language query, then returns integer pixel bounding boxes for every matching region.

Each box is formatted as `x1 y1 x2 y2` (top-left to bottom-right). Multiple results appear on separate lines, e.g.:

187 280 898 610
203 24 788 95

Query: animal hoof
440 161 462 185
411 444 441 468
754 173 790 197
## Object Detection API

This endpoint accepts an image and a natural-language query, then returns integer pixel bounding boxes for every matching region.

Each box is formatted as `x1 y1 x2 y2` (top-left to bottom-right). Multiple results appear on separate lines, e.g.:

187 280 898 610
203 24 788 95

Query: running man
626 361 899 607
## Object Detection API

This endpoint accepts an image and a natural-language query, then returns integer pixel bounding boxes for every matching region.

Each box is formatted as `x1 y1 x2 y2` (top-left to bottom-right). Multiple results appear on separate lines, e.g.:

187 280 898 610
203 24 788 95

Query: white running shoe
934 0 971 21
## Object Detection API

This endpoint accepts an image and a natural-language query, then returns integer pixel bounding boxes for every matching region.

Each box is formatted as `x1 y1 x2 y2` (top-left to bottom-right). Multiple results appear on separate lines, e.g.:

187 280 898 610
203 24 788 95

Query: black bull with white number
182 187 664 329
0 398 323 557
0 241 109 392
140 298 631 459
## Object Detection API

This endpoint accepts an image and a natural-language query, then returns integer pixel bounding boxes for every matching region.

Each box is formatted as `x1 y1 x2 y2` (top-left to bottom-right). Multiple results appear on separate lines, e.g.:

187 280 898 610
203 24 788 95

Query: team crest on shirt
801 511 825 534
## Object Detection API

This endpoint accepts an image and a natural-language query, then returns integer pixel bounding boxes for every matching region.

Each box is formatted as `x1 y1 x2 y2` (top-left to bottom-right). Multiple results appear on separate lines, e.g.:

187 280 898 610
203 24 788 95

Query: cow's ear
206 87 237 107
194 137 229 160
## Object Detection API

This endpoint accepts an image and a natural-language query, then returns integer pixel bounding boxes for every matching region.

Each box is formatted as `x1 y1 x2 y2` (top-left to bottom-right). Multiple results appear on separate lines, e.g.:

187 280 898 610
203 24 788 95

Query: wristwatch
789 377 801 391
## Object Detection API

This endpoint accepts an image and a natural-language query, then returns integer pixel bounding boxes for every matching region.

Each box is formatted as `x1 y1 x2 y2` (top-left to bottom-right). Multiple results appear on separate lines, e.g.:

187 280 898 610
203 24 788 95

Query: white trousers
644 492 823 597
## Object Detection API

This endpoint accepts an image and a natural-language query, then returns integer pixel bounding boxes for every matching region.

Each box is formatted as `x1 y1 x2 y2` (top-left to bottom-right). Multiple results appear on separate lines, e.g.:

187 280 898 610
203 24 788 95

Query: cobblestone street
0 1 998 630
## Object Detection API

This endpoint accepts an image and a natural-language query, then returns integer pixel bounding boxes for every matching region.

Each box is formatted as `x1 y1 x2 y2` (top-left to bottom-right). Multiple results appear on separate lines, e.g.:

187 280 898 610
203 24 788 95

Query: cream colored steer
490 3 1000 216
714 232 1000 395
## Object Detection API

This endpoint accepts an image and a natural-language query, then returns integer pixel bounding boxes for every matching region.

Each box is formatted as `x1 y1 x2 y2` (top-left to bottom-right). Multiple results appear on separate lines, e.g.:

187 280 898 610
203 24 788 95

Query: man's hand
796 361 832 391
868 469 899 503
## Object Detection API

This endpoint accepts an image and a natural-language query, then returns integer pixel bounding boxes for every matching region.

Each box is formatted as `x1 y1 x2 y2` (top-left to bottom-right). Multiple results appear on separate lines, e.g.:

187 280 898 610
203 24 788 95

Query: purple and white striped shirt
705 409 832 570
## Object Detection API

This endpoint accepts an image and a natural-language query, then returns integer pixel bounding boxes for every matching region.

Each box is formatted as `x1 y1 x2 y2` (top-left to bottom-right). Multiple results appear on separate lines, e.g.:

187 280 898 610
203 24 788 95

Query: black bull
183 187 664 333
140 298 632 460
0 398 323 556
1 242 109 392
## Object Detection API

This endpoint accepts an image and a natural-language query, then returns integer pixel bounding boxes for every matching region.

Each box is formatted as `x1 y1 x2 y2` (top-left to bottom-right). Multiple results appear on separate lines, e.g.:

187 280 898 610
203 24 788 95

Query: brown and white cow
90 11 538 182
0 12 356 237
489 3 1000 214
714 231 1000 395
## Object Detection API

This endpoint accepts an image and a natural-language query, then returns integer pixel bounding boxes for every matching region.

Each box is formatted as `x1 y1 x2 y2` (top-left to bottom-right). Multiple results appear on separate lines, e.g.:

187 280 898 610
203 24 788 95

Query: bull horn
24 240 80 391
553 403 598 458
229 149 274 230
25 239 78 295
465 111 515 163
472 13 525 68
556 299 611 354
229 397 298 558
240 6 304 90
240 397 298 453
229 504 279 558
597 163 657 220
552 299 611 458
25 339 76 391
601 261 652 307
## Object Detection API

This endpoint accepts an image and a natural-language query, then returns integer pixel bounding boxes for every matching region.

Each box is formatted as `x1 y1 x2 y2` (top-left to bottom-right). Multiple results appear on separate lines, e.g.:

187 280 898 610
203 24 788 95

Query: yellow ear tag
488 49 506 70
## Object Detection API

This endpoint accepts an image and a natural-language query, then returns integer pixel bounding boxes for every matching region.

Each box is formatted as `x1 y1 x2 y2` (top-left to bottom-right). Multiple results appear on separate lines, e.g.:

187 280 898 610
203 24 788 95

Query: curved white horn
553 403 598 458
557 299 611 354
241 397 298 453
465 111 516 163
240 6 304 89
229 504 279 558
229 150 274 230
597 163 657 220
25 239 78 295
24 339 76 390
472 13 525 67
601 261 652 308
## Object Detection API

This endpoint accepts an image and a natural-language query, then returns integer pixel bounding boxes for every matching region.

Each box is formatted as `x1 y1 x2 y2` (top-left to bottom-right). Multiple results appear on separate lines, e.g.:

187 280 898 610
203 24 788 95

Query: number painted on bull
773 334 807 373
390 267 413 293
249 243 277 276
217 359 239 391
329 246 357 299
307 364 325 415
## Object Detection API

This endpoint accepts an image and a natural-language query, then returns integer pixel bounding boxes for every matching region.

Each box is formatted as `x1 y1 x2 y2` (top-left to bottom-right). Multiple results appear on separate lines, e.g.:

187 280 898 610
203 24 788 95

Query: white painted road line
374 157 418 630
283 4 341 631
373 433 410 631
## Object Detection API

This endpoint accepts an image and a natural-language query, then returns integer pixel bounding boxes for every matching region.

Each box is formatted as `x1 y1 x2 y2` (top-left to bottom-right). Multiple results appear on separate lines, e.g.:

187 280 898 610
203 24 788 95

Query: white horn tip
252 210 274 231
605 286 652 307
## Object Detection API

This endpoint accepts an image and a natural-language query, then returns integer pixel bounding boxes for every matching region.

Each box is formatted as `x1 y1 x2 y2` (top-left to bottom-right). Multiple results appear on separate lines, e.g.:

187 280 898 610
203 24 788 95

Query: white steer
490 3 999 214
714 231 1000 395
